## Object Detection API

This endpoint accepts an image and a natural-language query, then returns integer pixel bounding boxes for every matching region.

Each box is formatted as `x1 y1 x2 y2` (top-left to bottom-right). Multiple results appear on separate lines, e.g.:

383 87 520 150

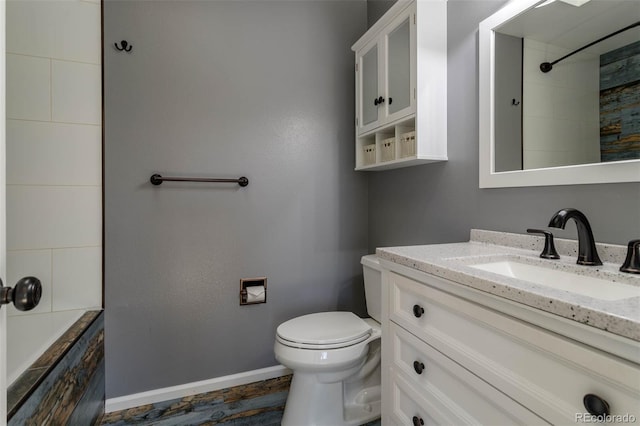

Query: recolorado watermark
576 413 637 423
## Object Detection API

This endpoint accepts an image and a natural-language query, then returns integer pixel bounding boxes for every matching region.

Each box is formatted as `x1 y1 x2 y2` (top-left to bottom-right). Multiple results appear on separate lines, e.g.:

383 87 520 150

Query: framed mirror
479 0 640 188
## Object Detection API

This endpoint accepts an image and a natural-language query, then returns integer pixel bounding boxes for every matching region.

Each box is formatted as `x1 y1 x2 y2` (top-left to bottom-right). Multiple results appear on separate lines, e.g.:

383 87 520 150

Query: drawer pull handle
412 415 425 426
413 360 425 374
583 394 610 416
413 304 425 318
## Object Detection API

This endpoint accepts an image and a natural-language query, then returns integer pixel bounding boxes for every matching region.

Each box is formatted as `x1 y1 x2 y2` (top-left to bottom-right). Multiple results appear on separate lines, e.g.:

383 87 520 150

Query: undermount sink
470 260 640 301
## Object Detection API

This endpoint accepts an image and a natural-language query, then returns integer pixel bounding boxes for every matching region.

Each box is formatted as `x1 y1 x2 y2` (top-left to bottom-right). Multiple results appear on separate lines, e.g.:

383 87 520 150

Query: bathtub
7 310 86 385
6 309 105 424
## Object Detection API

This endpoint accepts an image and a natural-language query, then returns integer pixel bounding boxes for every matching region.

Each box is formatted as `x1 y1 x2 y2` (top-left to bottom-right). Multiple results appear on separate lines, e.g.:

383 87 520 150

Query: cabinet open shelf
355 116 445 170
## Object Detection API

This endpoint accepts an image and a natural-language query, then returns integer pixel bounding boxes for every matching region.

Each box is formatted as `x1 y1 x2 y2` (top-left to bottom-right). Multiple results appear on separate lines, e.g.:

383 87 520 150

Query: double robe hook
115 40 132 52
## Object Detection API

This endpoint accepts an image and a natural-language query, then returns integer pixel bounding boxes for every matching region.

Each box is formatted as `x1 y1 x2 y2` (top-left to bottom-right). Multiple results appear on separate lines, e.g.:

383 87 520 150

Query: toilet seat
276 312 372 350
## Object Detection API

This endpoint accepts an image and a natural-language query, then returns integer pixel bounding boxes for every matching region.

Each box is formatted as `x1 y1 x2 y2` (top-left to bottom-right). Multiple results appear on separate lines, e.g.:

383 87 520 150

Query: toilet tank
361 255 382 322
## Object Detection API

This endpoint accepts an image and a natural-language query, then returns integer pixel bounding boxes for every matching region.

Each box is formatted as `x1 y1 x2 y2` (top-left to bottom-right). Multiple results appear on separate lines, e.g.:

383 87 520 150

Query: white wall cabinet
381 267 640 425
355 5 414 136
352 0 447 171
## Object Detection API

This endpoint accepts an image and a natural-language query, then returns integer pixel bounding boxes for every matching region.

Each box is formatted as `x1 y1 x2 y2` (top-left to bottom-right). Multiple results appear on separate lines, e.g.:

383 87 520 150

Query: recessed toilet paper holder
240 277 267 305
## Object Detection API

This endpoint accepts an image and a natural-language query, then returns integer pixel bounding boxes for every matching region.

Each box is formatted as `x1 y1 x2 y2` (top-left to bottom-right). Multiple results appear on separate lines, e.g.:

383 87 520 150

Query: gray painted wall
104 0 368 398
104 0 640 400
367 0 397 27
368 0 640 251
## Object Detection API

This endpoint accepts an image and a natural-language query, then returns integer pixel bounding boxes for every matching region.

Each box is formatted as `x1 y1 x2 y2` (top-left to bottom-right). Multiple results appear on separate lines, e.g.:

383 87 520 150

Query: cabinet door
384 6 415 123
356 39 382 135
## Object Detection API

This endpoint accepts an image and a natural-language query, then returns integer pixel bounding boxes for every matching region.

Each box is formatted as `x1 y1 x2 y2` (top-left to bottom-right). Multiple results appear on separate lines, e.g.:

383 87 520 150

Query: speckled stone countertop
376 230 640 341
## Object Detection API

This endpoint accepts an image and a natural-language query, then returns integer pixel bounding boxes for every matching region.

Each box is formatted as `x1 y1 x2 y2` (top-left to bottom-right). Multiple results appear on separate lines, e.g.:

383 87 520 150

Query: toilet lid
277 312 371 348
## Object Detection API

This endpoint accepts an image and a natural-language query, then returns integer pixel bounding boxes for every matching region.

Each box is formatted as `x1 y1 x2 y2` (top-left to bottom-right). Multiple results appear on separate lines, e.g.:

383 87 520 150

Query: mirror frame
479 0 640 188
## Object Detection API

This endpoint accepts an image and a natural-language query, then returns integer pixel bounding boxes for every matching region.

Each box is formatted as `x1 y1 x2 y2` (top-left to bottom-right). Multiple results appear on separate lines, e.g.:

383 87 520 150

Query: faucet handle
527 229 560 259
620 239 640 274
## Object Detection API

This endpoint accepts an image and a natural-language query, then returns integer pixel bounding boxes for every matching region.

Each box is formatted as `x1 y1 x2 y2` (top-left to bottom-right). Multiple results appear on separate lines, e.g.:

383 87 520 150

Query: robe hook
115 40 132 52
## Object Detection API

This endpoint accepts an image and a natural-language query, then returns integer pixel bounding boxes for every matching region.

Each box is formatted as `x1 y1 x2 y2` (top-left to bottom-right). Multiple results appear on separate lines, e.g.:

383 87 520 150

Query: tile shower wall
522 39 600 169
5 0 102 316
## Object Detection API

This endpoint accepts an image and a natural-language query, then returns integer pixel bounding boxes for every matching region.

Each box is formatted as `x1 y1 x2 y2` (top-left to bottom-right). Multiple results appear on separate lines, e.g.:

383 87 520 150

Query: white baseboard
105 365 291 413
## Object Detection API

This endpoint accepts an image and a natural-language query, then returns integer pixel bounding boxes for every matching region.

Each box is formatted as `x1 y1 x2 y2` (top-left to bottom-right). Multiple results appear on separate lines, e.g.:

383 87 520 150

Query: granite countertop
376 230 640 342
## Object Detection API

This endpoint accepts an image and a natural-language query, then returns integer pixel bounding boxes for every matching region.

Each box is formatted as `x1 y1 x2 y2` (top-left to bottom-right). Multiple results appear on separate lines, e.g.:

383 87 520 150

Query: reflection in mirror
388 17 411 115
362 45 379 126
494 33 524 172
492 0 640 172
479 0 640 188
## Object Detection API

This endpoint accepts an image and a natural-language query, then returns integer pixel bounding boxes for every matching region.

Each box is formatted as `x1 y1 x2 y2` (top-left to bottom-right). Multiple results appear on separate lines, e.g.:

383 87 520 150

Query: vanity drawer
388 271 640 424
389 322 547 425
387 370 443 426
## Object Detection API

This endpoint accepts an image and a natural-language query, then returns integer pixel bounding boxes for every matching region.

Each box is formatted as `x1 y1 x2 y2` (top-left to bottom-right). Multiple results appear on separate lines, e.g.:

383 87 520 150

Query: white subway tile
56 2 101 64
6 250 53 316
7 310 86 384
566 53 599 90
6 54 50 121
523 116 555 151
7 0 101 64
7 120 101 186
523 42 567 87
52 247 102 311
524 149 570 169
7 186 102 250
522 82 553 118
52 60 101 125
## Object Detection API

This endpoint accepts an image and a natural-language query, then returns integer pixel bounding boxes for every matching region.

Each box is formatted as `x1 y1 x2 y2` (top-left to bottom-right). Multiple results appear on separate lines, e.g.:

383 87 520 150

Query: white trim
1 0 8 421
105 365 291 413
351 0 413 52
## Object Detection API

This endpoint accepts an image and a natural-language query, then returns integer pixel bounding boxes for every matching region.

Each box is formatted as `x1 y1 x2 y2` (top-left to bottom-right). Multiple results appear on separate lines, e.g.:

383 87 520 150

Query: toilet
274 255 382 426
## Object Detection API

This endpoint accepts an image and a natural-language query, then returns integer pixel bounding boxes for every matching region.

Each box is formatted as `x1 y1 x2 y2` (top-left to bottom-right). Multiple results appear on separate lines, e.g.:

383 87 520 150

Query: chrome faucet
548 208 602 266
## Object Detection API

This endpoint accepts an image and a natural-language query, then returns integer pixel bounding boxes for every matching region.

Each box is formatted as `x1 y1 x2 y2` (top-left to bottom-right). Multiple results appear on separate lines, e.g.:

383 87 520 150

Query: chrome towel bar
150 174 249 187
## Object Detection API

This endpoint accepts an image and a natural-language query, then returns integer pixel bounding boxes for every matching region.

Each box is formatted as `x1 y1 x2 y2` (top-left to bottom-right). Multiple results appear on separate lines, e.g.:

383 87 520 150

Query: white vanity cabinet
352 0 447 171
381 268 640 425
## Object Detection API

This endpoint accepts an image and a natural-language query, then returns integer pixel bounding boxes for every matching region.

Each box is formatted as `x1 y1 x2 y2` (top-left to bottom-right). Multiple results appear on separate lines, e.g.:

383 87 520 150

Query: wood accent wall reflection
600 40 640 162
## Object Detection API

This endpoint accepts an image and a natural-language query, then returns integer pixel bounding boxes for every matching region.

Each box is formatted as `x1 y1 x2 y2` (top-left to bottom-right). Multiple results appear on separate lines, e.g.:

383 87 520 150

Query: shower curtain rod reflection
539 20 640 73
150 174 249 187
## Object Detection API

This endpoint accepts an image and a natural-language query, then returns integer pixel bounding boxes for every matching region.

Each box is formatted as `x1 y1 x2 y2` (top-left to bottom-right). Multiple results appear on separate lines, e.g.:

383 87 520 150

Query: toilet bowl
274 255 382 426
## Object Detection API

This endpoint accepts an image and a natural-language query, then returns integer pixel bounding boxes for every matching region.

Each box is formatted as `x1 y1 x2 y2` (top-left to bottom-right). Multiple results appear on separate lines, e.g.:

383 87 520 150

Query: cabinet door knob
389 97 393 105
413 360 425 374
412 415 424 426
413 304 425 318
374 96 386 106
583 394 610 416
